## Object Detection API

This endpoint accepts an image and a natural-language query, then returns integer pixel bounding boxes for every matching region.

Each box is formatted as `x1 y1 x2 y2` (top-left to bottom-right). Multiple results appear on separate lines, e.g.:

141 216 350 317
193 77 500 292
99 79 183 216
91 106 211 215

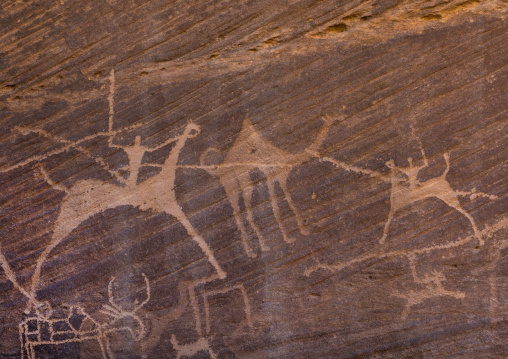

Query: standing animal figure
20 274 150 359
381 152 495 245
200 117 332 257
29 122 226 311
25 69 226 312
392 256 464 319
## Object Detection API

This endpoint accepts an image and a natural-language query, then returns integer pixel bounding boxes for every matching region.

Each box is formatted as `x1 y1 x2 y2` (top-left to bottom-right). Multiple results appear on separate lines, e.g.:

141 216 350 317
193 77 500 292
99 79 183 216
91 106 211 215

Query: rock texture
1 0 507 358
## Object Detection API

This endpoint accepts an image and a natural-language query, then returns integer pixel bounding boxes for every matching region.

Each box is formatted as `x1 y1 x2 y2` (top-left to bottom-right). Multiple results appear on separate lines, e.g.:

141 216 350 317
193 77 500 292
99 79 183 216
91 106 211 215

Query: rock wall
1 1 507 358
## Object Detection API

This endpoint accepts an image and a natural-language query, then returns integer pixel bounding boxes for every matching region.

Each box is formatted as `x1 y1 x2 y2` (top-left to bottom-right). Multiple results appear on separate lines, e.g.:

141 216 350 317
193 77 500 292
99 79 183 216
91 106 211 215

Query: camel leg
238 174 269 252
277 173 309 235
266 177 294 244
455 205 482 245
175 209 227 279
460 209 482 245
105 335 115 359
380 204 395 245
401 302 410 319
220 178 256 258
209 348 218 359
440 195 483 245
188 284 203 336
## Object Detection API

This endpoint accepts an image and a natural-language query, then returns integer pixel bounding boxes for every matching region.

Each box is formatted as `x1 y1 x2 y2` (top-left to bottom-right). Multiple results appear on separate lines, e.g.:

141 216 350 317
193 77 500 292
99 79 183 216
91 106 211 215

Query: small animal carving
392 256 464 319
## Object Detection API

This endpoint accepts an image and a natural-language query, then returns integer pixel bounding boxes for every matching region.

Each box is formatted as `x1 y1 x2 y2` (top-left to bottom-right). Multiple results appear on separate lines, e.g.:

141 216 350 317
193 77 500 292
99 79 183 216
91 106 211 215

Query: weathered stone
0 1 507 358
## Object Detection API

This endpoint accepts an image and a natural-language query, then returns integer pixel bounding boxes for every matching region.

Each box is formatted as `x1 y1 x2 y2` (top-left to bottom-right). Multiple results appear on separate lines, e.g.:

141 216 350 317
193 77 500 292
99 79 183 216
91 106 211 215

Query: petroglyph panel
1 1 507 358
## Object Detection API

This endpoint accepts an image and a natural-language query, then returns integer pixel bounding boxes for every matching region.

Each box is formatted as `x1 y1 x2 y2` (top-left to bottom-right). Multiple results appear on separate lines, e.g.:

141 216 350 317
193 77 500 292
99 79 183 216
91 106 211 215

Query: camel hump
52 180 128 242
224 119 288 165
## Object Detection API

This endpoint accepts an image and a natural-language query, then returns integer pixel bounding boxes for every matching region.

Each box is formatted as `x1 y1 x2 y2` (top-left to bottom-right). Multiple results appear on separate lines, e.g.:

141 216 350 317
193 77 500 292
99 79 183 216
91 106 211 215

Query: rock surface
0 0 507 358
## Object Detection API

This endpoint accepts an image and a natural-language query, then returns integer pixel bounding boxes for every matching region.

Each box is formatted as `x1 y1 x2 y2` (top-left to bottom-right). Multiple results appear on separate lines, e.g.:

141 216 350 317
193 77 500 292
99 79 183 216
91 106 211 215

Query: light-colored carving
170 334 217 359
186 274 253 337
381 151 495 245
0 69 263 357
21 69 226 311
138 273 253 356
203 284 253 335
198 116 333 257
392 256 465 319
320 146 496 246
20 274 150 359
305 217 508 277
472 229 508 319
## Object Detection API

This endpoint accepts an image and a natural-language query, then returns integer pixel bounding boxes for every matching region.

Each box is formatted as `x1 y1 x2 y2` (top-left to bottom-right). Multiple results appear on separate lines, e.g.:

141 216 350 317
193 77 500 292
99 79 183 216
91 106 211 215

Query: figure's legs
220 178 256 258
460 209 482 245
188 284 203 336
444 290 465 300
266 177 294 244
238 174 269 251
277 173 310 235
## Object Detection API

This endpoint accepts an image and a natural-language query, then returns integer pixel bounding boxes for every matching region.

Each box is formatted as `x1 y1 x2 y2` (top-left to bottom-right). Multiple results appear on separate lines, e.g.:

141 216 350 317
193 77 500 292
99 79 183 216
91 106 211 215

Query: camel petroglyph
381 151 496 245
198 116 333 257
320 146 496 246
22 70 226 312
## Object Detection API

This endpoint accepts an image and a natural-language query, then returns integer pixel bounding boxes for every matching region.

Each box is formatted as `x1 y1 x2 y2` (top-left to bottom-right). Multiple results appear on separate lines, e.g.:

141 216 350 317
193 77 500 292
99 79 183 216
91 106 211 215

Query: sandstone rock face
0 1 507 358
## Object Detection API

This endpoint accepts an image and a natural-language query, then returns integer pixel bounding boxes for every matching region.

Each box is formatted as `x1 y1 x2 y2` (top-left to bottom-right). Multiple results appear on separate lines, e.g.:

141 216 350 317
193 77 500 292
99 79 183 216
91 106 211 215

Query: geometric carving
20 274 149 359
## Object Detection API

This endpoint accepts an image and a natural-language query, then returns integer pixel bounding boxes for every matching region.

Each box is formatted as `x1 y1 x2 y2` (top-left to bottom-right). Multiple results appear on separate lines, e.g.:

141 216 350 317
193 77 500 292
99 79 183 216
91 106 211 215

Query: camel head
184 122 201 139
385 159 396 170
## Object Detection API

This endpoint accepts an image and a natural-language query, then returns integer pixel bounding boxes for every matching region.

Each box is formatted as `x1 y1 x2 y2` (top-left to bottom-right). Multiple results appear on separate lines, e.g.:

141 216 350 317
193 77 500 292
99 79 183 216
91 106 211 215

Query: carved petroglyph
392 256 465 319
198 116 333 257
203 284 253 335
137 275 253 358
0 69 265 357
172 276 251 358
381 151 496 245
304 218 508 278
20 69 225 311
472 231 508 318
1 63 503 356
185 274 253 337
138 273 253 356
170 334 217 359
320 146 496 246
20 274 150 359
